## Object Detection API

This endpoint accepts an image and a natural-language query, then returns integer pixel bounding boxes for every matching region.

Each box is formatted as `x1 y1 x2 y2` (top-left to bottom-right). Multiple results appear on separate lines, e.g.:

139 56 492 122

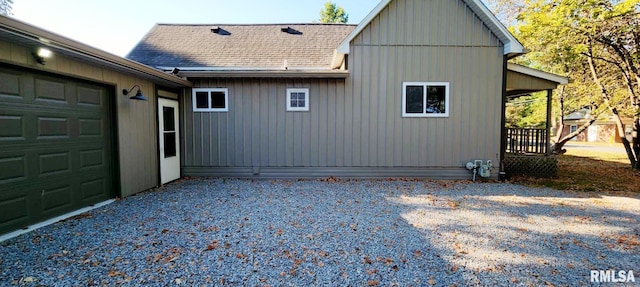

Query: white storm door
158 98 180 184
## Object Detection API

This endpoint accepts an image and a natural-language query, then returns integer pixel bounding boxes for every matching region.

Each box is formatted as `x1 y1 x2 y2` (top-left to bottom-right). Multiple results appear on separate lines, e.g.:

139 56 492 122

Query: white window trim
401 82 450 118
192 88 229 112
286 88 310 112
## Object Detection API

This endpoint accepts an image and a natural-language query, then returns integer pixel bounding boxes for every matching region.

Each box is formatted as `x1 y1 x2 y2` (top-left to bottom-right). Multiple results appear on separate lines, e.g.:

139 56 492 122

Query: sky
10 0 380 57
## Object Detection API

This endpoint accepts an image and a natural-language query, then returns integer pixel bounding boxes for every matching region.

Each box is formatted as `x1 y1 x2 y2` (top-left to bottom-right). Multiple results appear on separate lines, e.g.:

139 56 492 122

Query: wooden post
546 89 552 156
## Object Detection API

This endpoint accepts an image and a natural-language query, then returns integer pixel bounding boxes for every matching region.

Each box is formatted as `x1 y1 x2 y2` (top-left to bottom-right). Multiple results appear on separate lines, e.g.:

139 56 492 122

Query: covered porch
502 63 568 177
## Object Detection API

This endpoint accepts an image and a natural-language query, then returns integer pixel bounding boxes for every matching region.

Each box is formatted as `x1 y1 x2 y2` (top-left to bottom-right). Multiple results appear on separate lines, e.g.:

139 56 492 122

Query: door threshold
0 199 116 243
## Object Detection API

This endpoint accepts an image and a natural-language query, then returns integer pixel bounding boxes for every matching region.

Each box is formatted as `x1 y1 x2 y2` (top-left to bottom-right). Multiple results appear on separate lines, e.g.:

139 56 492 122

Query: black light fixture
122 85 148 101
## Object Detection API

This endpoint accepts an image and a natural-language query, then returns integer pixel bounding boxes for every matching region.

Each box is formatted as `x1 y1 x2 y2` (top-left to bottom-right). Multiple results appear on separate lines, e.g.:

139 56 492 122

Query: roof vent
211 27 231 35
280 27 302 35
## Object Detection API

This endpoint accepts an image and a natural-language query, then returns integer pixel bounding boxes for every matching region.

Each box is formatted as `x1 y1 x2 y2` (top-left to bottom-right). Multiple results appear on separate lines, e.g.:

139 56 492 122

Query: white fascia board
337 0 392 54
463 0 524 55
507 63 569 84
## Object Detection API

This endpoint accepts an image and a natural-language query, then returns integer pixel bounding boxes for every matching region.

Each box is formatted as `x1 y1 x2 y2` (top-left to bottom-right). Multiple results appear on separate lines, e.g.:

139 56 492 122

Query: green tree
0 0 13 16
514 0 640 168
319 1 348 24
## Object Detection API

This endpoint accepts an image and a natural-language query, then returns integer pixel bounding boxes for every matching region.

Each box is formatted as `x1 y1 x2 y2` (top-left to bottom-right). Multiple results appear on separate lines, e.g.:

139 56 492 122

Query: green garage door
0 66 116 234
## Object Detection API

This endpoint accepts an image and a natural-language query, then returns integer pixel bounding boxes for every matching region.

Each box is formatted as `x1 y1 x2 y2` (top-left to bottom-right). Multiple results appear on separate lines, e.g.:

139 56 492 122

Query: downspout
499 55 508 180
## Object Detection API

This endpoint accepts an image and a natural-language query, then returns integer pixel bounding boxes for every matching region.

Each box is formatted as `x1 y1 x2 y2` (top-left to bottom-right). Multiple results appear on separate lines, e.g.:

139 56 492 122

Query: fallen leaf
363 257 372 264
429 276 436 285
367 280 380 286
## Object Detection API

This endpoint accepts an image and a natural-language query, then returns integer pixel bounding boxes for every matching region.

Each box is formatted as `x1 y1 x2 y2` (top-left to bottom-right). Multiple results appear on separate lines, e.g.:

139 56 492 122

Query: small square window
402 82 449 117
286 88 309 111
193 88 228 112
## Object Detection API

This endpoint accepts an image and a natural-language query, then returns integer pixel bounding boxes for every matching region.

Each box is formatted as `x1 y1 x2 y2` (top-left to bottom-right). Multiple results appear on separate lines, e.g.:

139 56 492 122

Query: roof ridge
155 23 357 27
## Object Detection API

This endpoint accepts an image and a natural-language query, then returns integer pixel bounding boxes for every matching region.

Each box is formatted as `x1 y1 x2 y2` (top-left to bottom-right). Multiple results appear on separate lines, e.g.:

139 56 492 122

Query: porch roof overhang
0 16 192 88
506 63 568 97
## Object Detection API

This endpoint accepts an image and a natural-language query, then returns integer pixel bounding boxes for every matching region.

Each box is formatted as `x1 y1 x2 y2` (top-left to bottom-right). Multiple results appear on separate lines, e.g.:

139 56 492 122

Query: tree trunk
550 118 596 154
633 115 640 169
587 40 638 167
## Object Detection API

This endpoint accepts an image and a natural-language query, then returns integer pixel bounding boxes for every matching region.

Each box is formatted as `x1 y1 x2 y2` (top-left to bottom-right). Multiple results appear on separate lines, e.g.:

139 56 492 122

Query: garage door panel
34 77 67 103
81 178 106 201
0 155 27 183
77 86 103 106
80 149 104 169
38 152 71 176
0 70 21 97
0 115 24 140
36 116 70 139
41 185 73 214
79 118 103 137
0 193 29 229
0 66 116 235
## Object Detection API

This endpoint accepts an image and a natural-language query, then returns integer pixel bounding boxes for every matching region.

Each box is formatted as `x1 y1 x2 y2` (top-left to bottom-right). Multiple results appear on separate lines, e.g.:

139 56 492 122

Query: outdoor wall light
32 47 52 65
122 85 148 101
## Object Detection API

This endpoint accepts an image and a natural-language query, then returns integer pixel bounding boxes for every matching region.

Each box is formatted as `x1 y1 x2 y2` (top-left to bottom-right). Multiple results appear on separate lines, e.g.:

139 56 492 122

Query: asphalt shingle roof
127 24 356 69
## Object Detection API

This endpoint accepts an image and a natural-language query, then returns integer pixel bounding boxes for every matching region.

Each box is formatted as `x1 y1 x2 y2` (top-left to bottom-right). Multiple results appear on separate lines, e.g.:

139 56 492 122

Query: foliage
0 0 13 16
506 92 548 128
319 1 348 24
493 0 640 166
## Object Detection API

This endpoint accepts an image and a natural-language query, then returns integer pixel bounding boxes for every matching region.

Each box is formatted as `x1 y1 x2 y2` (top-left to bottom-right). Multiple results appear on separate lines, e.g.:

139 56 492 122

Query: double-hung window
193 88 228 112
402 82 449 117
286 88 309 111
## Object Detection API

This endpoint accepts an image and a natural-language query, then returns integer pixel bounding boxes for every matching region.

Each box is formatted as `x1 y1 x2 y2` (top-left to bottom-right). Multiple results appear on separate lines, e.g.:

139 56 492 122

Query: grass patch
510 149 639 193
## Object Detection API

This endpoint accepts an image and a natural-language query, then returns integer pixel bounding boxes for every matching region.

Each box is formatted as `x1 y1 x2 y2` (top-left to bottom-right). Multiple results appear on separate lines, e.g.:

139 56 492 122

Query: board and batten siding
0 39 160 196
347 0 504 168
183 0 505 178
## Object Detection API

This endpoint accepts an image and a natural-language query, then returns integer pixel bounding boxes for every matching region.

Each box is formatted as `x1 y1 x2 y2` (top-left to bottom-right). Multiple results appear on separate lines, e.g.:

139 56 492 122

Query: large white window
193 88 228 112
402 82 449 117
286 88 309 111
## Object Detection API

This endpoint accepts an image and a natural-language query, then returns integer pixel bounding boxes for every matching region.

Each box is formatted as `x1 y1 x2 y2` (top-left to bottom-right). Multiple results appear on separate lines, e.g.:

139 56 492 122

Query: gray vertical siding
348 0 504 168
182 0 504 178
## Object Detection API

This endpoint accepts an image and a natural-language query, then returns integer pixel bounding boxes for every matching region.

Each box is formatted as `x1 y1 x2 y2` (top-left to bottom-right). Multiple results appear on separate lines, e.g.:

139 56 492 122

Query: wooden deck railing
506 128 548 154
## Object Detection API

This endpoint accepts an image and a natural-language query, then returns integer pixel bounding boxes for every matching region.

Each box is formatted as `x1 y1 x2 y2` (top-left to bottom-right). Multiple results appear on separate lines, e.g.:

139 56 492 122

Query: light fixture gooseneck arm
122 85 148 101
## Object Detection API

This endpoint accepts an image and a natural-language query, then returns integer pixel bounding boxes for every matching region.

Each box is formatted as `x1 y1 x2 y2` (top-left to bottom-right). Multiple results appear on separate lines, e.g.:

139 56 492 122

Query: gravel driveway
1 178 638 286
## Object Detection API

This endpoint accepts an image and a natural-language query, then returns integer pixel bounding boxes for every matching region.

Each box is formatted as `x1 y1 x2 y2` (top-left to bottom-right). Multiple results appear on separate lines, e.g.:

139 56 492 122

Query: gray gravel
1 178 638 286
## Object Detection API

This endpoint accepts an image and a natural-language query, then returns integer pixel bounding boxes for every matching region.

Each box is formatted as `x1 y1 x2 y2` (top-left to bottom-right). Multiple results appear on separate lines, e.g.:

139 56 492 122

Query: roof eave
507 63 569 85
0 16 192 88
178 69 349 79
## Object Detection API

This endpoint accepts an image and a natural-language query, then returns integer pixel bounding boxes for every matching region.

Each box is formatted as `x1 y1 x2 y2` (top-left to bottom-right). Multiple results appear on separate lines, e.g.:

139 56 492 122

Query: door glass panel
163 132 176 158
163 107 175 132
